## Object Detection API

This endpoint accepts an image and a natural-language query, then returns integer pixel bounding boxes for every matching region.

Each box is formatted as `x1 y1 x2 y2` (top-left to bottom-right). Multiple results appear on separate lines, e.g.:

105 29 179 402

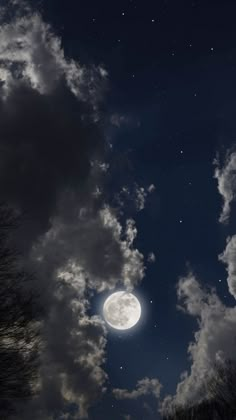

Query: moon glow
103 291 141 330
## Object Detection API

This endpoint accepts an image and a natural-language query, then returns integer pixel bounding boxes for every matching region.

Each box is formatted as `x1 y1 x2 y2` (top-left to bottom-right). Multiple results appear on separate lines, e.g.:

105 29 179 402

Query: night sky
1 1 236 419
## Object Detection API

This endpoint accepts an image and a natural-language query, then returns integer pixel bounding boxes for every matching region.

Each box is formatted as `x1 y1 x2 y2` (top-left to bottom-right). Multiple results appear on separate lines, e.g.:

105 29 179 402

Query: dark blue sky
9 0 236 418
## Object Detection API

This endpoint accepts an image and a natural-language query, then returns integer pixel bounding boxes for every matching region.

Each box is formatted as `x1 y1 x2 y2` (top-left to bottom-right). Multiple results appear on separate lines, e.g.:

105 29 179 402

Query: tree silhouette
0 205 40 417
162 359 236 420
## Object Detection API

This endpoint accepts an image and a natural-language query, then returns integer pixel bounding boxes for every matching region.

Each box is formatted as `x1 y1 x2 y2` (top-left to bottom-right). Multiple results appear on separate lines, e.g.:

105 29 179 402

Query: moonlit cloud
162 154 236 416
219 235 236 300
26 182 144 418
135 186 147 211
113 377 162 400
32 202 145 294
161 273 236 415
0 8 107 104
214 151 236 224
115 183 155 213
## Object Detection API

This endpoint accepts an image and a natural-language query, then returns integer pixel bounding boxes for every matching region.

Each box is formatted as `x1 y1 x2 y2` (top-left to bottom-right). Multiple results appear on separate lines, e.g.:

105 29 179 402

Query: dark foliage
0 205 40 417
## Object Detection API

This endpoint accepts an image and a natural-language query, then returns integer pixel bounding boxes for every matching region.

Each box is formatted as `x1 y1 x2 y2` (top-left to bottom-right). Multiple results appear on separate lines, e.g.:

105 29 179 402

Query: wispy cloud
115 183 156 213
113 377 162 400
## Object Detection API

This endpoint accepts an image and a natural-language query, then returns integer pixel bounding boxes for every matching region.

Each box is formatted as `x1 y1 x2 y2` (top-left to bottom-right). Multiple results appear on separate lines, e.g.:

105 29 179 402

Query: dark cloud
0 77 105 249
0 5 108 250
0 3 146 419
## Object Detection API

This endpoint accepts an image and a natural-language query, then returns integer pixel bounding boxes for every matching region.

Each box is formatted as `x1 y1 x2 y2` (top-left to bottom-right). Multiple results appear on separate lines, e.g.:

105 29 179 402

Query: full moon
103 291 141 330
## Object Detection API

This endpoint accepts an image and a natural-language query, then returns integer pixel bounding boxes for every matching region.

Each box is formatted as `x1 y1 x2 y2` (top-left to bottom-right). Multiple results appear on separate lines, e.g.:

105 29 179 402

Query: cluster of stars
90 12 216 69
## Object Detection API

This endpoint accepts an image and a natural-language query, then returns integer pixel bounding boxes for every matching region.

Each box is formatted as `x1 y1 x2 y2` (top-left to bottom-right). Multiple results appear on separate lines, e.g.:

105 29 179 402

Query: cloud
0 5 108 250
161 150 236 416
148 252 156 263
40 296 107 419
115 183 155 213
219 235 236 300
161 273 236 415
0 7 107 104
147 184 155 193
22 261 108 419
135 186 147 211
24 200 144 418
0 14 106 246
113 377 162 400
32 201 145 294
0 2 146 419
214 151 236 223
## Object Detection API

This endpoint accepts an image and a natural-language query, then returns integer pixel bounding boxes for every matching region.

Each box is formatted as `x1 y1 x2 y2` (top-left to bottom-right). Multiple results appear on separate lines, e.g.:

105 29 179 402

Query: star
151 19 155 23
120 366 123 370
180 150 184 154
179 220 183 224
150 300 153 304
219 279 222 283
122 12 125 16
